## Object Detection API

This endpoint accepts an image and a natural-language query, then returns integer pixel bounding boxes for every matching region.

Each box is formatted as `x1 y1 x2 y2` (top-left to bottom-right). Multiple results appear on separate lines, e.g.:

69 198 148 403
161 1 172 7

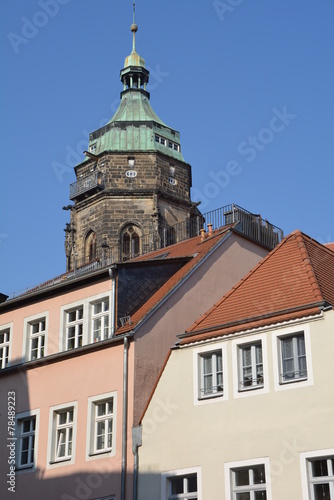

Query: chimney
207 223 213 236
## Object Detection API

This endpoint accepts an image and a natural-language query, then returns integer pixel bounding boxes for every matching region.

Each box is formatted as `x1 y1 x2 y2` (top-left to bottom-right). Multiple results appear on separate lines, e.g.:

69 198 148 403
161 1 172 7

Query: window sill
279 376 307 385
88 449 112 457
238 384 264 393
49 457 72 465
198 392 224 401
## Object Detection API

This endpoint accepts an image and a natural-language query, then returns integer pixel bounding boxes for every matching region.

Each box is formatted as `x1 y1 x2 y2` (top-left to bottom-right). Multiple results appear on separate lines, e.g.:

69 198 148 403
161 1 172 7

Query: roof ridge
186 231 297 333
295 232 324 302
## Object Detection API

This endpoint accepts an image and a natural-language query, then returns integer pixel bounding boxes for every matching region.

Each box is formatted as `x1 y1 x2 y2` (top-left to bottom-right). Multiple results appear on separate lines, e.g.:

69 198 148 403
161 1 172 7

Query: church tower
64 6 200 271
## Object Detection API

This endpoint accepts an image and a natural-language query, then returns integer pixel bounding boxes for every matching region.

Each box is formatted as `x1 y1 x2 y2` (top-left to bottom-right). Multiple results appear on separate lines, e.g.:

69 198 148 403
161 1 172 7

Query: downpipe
121 337 129 500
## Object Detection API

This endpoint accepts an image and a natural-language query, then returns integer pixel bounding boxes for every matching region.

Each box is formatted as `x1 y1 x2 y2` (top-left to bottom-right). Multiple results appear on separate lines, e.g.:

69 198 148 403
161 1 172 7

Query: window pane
68 410 73 423
57 430 66 457
255 492 267 500
94 302 102 315
253 466 266 484
21 449 29 465
236 494 250 500
68 311 76 323
203 356 212 375
312 460 329 477
32 323 39 334
314 484 330 499
59 412 67 425
243 346 252 366
203 374 213 394
23 420 31 433
97 403 106 416
235 469 249 486
171 477 184 494
187 475 197 492
282 338 293 357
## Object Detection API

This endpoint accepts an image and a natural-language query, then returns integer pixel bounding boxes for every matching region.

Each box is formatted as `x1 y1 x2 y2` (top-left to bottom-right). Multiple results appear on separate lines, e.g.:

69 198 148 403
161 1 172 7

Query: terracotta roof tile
180 231 334 344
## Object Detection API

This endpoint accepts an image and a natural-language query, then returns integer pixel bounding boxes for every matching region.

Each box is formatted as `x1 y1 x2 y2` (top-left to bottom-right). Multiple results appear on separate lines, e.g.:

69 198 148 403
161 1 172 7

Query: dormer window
90 144 97 153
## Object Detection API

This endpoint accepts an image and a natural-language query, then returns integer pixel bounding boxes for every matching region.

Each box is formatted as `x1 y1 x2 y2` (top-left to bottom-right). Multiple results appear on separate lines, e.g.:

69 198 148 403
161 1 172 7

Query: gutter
178 301 328 340
132 426 142 500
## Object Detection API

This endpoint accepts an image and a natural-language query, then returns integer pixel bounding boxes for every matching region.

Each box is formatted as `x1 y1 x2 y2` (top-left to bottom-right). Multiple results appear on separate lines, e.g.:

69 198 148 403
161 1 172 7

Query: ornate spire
124 0 145 68
121 1 149 96
131 1 137 53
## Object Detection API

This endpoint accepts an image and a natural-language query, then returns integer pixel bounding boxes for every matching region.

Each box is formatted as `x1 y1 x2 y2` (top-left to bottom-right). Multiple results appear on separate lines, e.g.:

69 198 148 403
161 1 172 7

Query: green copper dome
85 6 185 163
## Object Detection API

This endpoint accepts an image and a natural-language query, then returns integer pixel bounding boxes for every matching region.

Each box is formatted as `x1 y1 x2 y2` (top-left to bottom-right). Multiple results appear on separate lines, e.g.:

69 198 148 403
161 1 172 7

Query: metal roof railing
8 204 283 299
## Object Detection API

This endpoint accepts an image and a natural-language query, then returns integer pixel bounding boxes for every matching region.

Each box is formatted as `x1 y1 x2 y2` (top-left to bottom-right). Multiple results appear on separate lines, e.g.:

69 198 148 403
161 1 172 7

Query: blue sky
1 0 333 296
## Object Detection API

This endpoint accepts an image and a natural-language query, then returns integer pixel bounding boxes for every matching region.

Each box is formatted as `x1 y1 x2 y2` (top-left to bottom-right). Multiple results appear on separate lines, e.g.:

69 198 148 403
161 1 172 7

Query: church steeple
120 1 149 96
64 3 197 271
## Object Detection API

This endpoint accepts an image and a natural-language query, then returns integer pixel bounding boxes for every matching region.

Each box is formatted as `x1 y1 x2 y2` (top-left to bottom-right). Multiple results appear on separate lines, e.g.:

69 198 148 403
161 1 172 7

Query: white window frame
90 297 111 343
15 409 40 472
0 322 12 369
193 342 228 405
225 457 272 500
272 323 313 391
300 449 334 500
86 391 117 461
65 306 84 350
161 466 202 500
232 333 269 399
47 401 78 469
60 292 113 352
23 312 48 362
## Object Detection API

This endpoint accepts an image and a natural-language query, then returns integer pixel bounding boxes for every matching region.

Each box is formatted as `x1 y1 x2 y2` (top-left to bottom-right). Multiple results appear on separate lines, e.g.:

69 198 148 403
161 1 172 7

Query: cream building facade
138 232 334 500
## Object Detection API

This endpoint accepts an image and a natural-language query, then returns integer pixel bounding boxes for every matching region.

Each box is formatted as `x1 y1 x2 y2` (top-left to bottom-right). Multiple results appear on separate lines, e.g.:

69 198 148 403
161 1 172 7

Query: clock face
126 170 137 178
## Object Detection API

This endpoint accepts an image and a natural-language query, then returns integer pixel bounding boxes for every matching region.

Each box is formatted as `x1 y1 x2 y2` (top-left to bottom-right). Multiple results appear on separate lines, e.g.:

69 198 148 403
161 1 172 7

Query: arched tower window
121 225 141 261
85 231 97 263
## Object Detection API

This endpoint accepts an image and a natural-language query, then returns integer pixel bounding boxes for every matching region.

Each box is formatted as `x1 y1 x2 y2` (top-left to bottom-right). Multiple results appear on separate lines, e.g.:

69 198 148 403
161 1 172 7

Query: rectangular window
91 299 110 342
280 333 307 383
28 319 46 361
231 464 267 499
173 144 179 151
307 456 334 499
0 328 10 369
54 408 74 461
168 473 198 499
168 141 173 148
199 350 223 398
17 416 36 469
66 307 83 350
87 392 116 460
239 342 263 391
93 399 114 453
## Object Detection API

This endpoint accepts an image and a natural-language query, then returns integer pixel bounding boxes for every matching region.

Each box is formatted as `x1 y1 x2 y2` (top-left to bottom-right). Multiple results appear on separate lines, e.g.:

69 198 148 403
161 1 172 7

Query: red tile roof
116 226 235 334
180 231 334 344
